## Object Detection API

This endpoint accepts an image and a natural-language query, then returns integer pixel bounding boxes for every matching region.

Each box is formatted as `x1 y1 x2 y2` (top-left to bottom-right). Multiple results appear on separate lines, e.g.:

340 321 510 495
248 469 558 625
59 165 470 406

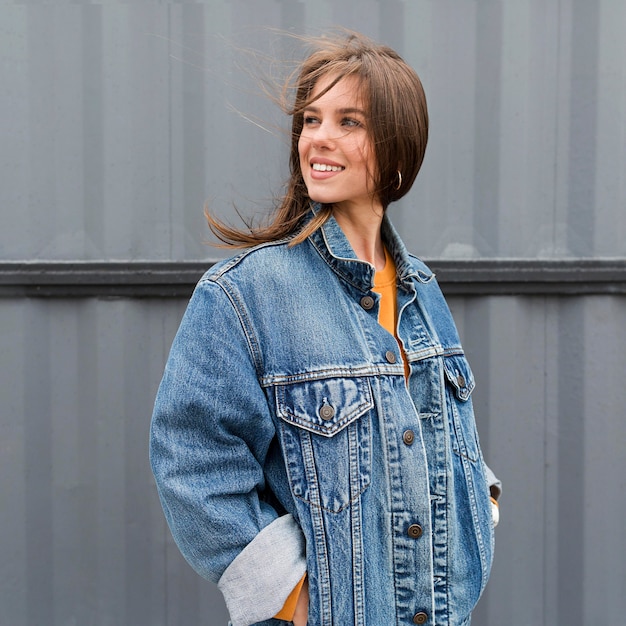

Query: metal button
457 374 466 388
385 350 397 364
402 430 415 445
413 612 428 624
407 524 423 539
360 295 375 310
319 404 335 421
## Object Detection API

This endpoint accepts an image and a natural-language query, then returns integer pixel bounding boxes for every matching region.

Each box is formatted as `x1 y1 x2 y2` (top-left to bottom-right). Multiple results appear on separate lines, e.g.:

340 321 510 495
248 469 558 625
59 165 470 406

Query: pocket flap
276 377 373 437
443 354 475 401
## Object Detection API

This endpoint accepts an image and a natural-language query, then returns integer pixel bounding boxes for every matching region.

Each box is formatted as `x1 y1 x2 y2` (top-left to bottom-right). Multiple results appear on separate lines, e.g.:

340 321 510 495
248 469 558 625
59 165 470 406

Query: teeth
312 163 344 172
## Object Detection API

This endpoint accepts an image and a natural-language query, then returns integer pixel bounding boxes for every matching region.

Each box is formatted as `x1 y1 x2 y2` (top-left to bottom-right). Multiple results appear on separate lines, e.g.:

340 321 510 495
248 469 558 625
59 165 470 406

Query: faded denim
150 207 498 626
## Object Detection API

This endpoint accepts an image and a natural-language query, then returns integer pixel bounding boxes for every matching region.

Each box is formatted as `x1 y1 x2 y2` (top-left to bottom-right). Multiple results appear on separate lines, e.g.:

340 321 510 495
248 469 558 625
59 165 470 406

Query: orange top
372 248 409 378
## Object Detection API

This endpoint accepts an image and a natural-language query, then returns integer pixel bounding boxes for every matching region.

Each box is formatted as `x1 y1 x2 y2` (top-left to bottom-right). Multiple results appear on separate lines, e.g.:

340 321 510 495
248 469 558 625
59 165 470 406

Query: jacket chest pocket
443 354 480 463
275 377 373 514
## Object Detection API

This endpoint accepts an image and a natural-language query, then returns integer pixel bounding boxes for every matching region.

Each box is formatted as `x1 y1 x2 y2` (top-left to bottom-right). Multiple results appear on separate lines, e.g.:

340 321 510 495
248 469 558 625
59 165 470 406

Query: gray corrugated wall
1 2 625 625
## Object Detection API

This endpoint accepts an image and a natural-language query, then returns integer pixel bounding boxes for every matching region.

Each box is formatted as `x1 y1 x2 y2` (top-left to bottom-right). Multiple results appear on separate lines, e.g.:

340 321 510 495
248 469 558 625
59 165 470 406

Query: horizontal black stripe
0 259 624 297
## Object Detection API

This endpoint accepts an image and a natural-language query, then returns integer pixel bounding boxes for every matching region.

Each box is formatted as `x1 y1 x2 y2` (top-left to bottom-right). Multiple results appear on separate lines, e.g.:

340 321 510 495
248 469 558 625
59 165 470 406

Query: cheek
298 136 309 164
350 141 375 177
360 139 377 179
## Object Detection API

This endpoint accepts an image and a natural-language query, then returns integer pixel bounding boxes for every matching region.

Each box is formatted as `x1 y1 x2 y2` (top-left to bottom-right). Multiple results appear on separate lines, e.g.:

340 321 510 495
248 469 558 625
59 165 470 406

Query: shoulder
195 238 319 310
201 238 301 284
406 253 435 279
404 255 463 349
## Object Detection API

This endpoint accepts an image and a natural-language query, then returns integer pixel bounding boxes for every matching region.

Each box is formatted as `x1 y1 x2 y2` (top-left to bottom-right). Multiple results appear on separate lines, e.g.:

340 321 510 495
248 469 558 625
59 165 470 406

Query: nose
310 121 336 150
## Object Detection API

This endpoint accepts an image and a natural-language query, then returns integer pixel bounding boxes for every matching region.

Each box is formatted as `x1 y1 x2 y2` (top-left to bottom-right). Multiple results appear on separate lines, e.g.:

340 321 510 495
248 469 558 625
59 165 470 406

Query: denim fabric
150 207 497 626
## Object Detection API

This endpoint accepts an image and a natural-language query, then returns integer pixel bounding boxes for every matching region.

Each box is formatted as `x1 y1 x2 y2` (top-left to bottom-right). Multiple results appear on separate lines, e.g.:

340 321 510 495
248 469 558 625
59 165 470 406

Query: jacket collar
305 203 432 293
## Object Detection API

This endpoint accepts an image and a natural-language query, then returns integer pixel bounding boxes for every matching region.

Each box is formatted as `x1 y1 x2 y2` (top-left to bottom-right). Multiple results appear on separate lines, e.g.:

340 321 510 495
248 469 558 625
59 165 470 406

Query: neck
332 202 386 270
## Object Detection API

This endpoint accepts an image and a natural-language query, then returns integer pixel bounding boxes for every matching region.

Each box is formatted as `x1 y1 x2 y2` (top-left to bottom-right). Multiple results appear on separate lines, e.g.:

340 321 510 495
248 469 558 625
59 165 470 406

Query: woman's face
298 74 380 215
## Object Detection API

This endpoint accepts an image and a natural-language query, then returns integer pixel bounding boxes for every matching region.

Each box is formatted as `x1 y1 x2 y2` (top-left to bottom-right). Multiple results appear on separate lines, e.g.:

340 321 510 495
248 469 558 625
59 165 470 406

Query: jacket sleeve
149 278 306 626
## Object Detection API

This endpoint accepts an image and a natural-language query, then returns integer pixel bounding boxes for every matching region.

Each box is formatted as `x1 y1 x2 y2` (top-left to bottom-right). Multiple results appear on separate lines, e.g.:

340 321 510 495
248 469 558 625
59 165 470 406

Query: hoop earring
394 170 402 191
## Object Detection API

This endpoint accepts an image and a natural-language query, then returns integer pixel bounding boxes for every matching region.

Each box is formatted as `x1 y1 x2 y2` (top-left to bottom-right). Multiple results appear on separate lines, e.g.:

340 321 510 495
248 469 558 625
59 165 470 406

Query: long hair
206 31 429 247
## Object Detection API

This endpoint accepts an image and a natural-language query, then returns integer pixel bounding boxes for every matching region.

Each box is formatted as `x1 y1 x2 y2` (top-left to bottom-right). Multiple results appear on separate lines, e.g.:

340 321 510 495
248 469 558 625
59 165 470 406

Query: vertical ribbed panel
449 295 626 626
1 1 626 625
2 295 625 624
1 1 625 260
0 298 231 625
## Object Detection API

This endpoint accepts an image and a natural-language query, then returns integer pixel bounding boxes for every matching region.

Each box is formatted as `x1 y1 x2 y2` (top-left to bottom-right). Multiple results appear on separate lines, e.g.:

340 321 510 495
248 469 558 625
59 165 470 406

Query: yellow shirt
372 248 409 378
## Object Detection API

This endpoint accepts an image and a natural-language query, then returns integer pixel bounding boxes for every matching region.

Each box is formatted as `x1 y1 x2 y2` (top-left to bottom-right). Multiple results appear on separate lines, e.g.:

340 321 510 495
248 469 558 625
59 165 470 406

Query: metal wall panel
0 297 229 625
449 295 626 626
1 1 626 625
2 294 625 625
1 0 625 261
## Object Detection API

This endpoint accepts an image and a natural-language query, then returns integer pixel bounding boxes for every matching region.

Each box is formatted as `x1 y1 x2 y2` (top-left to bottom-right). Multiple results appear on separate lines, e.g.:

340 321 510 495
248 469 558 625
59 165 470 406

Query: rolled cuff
484 463 502 500
218 514 307 626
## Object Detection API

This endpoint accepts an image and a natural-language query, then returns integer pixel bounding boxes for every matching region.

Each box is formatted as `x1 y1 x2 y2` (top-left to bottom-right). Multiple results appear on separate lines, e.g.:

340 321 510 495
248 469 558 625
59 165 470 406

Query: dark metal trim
0 259 625 297
0 261 207 298
427 259 626 295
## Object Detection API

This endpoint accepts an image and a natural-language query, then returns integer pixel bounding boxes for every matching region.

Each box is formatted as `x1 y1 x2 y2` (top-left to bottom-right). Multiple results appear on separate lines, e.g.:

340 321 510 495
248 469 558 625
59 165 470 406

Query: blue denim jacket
150 208 499 626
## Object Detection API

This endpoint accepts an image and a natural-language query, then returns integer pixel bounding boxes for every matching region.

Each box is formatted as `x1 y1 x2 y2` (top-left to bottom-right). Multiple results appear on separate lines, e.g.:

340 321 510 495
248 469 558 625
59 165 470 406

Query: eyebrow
303 106 367 116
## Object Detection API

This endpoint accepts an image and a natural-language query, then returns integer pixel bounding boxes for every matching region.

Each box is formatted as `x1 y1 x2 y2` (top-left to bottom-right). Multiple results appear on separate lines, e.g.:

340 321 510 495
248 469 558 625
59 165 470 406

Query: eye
303 115 320 126
341 117 362 128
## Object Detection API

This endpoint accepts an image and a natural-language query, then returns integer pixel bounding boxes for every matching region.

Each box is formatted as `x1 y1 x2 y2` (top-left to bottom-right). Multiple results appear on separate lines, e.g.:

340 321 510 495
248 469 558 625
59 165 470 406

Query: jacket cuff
484 463 502 500
218 514 307 626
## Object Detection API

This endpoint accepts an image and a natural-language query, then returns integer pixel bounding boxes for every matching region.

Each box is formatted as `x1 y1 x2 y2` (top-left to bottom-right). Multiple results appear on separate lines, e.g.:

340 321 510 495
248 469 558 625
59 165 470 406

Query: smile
312 163 345 172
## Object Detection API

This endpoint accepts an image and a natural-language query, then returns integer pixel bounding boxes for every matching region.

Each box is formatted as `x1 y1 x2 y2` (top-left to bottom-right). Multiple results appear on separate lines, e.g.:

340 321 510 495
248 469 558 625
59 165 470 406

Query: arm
150 279 306 626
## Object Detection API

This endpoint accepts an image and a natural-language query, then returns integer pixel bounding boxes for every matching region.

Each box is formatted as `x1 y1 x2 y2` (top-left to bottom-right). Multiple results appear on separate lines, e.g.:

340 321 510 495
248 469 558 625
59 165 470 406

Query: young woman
150 32 500 626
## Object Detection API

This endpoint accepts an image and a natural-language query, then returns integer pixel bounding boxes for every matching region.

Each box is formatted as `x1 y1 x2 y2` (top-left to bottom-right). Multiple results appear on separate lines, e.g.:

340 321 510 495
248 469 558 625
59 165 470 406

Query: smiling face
298 74 381 216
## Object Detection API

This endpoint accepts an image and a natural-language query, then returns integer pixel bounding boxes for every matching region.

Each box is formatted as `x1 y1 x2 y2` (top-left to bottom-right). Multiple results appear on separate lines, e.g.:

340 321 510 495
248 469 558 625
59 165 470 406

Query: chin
306 190 340 206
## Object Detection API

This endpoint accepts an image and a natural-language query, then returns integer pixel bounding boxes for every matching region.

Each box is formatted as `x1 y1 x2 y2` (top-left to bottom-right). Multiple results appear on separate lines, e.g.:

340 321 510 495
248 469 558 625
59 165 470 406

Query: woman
150 32 500 626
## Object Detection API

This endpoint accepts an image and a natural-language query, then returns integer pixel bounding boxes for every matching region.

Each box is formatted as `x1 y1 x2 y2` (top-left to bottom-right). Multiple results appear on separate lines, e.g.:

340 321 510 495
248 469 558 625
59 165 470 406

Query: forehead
308 73 367 109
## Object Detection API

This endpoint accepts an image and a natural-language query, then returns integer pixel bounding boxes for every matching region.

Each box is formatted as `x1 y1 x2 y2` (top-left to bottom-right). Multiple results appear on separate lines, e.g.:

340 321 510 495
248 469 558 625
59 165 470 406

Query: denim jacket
150 208 500 626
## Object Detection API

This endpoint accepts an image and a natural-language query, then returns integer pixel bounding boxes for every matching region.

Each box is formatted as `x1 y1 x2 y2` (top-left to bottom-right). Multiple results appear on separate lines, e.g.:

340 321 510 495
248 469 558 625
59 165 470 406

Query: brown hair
206 31 429 247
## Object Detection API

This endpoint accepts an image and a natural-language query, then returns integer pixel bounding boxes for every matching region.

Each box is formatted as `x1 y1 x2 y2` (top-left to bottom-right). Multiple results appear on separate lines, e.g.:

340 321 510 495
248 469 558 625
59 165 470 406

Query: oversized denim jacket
150 208 500 626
